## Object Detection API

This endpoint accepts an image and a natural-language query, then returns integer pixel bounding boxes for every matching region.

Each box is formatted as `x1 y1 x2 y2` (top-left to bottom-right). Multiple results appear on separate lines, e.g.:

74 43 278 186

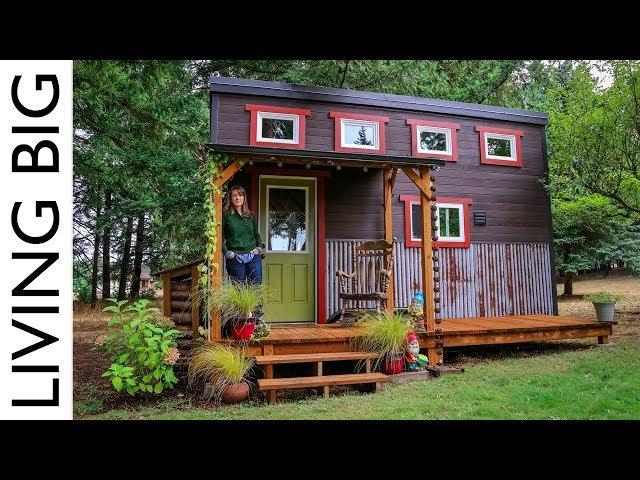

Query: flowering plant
100 299 182 395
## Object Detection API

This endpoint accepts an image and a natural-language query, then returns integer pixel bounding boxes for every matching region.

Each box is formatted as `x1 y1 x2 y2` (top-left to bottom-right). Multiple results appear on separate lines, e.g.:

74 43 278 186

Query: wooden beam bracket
401 167 430 196
213 156 247 189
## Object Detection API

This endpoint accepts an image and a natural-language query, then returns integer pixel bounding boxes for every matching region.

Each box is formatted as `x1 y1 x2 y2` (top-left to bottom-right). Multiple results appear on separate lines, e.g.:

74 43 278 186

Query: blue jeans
225 254 263 284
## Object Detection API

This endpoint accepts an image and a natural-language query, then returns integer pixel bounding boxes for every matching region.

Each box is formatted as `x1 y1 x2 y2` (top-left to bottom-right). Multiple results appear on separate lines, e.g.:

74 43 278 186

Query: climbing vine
196 148 228 336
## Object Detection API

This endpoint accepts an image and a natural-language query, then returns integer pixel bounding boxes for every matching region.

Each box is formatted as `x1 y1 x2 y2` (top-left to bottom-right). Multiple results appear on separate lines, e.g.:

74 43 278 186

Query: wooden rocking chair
334 240 394 323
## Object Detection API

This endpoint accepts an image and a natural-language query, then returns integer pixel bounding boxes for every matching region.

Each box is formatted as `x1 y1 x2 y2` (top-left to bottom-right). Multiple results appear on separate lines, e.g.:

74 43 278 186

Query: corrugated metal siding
326 240 554 319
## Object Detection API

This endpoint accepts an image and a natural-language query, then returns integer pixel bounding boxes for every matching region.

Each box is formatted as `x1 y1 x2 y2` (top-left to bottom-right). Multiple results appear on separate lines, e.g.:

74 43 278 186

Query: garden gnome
408 290 425 330
405 331 421 372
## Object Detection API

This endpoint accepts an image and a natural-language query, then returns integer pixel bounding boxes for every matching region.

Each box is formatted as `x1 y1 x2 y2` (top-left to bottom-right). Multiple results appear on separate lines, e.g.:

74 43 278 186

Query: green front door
259 176 316 323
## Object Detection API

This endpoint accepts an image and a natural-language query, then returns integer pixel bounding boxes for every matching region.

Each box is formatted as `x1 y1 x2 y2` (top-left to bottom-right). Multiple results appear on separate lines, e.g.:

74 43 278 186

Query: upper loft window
400 195 472 248
245 104 310 149
329 112 389 154
475 125 524 167
406 119 460 161
259 112 297 143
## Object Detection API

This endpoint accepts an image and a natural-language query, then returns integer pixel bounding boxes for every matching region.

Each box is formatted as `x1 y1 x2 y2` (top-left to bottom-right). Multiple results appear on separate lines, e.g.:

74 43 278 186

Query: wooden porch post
383 168 397 313
208 154 247 341
419 168 436 329
210 176 223 340
401 165 441 366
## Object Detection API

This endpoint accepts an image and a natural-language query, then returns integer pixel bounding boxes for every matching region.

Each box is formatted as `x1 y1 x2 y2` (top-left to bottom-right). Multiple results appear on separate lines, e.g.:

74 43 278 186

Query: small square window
330 112 389 154
341 119 379 150
245 104 310 150
410 202 464 242
437 204 463 241
401 195 471 248
417 126 451 155
258 112 298 144
407 119 459 161
485 133 516 160
476 126 523 167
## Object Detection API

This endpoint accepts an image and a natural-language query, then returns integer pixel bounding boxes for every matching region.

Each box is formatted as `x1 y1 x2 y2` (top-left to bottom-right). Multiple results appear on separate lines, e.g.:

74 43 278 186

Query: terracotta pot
221 381 250 404
383 353 405 375
230 317 257 340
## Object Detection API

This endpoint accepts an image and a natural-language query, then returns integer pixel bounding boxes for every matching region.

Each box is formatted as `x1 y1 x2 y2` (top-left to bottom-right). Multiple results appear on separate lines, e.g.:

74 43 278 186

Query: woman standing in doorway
222 185 264 285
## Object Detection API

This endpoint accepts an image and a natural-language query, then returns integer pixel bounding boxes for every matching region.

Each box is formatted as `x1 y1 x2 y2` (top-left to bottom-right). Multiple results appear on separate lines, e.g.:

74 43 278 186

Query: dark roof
209 75 548 126
151 259 204 276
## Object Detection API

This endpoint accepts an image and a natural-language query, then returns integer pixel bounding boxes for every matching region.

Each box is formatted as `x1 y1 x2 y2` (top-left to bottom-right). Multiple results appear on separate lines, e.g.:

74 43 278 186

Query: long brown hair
224 185 253 217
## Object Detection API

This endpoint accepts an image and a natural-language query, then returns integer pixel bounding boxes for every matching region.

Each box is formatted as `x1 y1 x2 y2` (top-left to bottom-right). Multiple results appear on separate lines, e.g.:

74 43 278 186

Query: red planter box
383 354 405 375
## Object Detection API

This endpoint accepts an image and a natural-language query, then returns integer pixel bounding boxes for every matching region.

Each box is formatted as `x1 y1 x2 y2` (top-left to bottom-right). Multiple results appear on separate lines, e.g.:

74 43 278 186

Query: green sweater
222 210 264 255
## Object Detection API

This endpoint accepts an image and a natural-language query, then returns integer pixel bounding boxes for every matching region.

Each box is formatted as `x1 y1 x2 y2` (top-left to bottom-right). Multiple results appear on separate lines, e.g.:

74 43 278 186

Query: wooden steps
254 351 378 365
259 373 388 390
255 351 386 404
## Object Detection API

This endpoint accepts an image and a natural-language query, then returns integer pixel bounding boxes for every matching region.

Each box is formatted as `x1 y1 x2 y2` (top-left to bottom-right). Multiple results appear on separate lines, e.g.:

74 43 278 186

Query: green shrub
99 299 182 395
584 291 622 303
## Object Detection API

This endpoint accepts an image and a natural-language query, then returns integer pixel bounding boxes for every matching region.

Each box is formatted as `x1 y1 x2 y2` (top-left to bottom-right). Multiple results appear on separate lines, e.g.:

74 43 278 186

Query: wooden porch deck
220 315 615 358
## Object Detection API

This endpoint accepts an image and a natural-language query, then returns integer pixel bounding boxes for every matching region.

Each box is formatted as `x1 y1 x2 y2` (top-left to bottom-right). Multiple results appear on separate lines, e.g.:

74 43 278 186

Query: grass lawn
85 340 640 420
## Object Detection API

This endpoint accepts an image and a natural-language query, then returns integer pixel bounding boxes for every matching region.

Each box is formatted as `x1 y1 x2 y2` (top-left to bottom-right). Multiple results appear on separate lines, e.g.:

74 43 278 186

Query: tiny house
156 76 612 372
209 76 556 323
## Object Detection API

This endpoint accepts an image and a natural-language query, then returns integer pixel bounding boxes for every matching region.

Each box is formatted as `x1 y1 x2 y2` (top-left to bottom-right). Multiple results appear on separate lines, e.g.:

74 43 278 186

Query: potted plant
352 311 413 375
584 291 621 322
188 344 255 404
211 281 269 340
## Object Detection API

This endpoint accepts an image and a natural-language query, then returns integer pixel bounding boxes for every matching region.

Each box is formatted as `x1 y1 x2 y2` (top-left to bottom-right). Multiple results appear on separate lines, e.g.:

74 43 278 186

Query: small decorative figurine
252 317 271 339
407 290 425 331
416 353 429 367
405 331 422 372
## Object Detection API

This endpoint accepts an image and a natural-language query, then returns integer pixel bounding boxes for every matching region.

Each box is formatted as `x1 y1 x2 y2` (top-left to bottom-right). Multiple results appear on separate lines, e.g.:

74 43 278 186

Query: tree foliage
73 59 640 304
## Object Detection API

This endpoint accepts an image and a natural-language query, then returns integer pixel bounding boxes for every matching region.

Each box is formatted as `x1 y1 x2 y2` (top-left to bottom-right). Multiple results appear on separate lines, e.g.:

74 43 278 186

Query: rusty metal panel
325 240 554 320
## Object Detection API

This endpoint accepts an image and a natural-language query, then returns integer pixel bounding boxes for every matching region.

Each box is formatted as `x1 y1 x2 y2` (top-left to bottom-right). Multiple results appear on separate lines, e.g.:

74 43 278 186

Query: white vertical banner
0 61 73 419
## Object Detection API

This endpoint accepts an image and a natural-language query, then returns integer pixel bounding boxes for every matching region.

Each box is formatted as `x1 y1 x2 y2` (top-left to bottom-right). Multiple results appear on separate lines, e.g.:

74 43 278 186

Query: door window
266 187 307 252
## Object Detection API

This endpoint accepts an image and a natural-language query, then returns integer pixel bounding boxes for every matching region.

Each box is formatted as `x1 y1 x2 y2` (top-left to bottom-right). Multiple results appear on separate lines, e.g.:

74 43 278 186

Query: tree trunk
117 216 134 301
90 205 102 308
561 244 573 296
130 213 145 298
101 190 112 299
563 273 574 296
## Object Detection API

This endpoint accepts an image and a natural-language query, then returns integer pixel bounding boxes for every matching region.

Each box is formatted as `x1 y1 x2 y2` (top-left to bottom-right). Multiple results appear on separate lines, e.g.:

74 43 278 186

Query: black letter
12 306 59 313
11 75 59 117
12 140 59 172
12 202 59 244
12 379 59 407
12 253 59 296
11 319 59 360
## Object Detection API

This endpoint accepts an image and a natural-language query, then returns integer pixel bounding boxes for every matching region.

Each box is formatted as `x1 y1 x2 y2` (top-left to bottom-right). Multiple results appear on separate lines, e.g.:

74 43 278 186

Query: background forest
73 60 640 305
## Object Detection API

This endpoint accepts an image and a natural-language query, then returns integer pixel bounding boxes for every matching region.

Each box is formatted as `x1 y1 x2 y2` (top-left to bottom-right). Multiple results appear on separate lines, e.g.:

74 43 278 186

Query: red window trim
475 125 524 167
245 104 311 150
329 111 389 154
399 195 473 248
406 119 460 162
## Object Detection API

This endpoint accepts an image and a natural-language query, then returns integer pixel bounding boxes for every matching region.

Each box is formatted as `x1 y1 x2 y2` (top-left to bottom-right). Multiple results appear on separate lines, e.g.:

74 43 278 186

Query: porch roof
206 143 446 169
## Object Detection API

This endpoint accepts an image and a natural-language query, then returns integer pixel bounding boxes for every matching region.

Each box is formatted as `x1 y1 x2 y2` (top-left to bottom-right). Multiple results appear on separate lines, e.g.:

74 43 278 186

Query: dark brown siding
216 93 551 244
325 168 384 239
